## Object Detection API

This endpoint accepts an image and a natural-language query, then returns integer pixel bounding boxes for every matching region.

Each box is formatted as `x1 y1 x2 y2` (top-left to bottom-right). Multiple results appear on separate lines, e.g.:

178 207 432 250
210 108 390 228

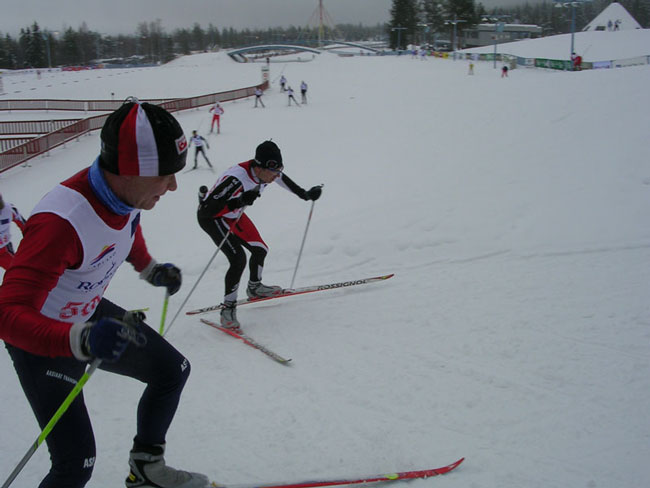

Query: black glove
241 188 260 206
229 188 260 209
145 263 182 295
305 185 322 201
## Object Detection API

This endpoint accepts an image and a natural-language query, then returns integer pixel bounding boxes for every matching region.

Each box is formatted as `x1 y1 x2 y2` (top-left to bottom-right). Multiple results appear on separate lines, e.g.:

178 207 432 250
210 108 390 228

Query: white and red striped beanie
99 101 187 176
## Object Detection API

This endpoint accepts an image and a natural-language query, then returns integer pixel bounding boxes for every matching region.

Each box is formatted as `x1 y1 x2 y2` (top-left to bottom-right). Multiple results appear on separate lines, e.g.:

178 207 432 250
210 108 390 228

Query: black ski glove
241 188 260 205
143 262 182 295
304 186 322 201
229 188 260 209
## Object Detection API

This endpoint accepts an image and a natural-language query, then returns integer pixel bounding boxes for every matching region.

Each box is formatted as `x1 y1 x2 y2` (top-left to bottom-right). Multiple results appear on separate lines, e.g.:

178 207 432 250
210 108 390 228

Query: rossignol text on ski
187 274 394 316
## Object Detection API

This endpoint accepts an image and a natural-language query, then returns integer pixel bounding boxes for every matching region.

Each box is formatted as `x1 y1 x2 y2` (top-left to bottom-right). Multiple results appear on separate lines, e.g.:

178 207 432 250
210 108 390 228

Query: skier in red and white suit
197 140 322 330
0 100 212 488
0 194 26 270
208 102 224 134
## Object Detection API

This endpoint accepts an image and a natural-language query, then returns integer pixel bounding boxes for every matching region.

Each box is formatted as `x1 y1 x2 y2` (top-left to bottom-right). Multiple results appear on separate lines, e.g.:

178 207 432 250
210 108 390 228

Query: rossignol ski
218 457 464 488
187 274 394 316
200 319 291 364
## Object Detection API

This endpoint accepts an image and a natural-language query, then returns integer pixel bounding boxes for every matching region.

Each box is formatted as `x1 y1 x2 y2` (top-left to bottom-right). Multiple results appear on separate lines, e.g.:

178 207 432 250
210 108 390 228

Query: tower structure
308 0 337 47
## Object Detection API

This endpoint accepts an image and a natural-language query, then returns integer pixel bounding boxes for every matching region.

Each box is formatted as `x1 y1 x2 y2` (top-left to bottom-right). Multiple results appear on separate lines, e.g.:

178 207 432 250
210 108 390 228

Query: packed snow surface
1 44 650 488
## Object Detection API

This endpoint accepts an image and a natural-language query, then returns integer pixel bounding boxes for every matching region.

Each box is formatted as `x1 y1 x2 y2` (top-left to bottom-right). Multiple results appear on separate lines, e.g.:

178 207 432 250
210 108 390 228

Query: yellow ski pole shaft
158 291 170 335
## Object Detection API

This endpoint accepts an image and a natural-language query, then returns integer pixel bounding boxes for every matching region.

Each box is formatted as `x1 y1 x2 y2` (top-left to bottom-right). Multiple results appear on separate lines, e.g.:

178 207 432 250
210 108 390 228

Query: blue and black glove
142 261 182 295
70 312 145 362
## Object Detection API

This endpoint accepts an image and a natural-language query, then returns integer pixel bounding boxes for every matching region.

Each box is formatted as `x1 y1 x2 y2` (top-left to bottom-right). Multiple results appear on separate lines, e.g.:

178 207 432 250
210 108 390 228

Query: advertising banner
534 58 571 70
613 56 648 67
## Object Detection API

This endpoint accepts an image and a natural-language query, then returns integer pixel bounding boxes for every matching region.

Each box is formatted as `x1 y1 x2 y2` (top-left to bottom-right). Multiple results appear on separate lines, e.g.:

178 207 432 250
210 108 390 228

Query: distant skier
571 52 583 71
254 87 265 108
300 80 308 104
209 102 224 134
279 75 287 92
287 86 298 106
0 193 26 270
501 65 509 78
196 140 322 330
189 130 213 170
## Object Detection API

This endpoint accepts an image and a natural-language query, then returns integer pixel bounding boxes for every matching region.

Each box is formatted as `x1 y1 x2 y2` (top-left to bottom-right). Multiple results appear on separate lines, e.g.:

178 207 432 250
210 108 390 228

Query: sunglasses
257 159 284 172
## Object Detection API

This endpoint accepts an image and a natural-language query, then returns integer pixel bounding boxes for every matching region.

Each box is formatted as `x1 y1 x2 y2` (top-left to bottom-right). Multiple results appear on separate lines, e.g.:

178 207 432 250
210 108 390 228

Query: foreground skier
0 100 213 488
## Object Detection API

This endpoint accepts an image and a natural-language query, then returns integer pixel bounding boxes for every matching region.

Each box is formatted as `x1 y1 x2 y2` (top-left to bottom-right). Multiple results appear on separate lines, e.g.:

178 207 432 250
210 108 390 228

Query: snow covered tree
389 0 419 49
60 28 80 66
0 34 19 69
443 0 479 49
206 23 221 50
191 23 206 51
22 22 46 67
421 0 448 35
173 28 192 55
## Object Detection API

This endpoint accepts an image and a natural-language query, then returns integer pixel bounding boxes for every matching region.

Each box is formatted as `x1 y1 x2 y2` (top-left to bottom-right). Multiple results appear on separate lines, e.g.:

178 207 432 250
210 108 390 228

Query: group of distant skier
254 75 308 108
278 75 308 106
189 75 310 171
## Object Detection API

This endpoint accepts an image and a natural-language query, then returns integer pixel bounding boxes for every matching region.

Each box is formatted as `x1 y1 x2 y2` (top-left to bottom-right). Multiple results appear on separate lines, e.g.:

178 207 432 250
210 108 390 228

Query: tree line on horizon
0 21 385 70
0 0 648 70
389 0 649 49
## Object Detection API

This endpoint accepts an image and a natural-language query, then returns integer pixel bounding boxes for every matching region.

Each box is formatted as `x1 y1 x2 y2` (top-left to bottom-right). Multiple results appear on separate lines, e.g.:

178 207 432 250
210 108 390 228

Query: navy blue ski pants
5 298 191 488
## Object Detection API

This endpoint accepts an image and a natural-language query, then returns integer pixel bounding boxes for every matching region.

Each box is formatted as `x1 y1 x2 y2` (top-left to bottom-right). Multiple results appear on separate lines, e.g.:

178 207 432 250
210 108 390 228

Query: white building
462 24 543 49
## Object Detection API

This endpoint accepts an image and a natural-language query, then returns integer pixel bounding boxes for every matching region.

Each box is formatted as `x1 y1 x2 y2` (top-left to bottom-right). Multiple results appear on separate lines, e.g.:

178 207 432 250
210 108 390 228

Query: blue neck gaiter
88 158 134 216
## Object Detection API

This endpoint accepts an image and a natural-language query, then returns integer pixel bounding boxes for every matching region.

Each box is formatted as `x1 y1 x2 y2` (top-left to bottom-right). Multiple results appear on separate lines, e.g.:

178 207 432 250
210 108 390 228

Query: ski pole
158 291 170 335
290 186 322 289
271 64 287 84
1 358 101 488
163 211 245 337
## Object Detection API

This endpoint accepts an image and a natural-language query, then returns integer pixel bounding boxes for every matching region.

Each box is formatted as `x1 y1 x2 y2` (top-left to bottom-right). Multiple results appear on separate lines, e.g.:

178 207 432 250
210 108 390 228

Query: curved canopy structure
320 41 382 54
228 45 321 62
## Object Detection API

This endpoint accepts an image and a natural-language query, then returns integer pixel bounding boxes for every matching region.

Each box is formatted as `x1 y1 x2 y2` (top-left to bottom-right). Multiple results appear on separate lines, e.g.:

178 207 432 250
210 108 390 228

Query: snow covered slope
461 28 650 61
1 50 649 488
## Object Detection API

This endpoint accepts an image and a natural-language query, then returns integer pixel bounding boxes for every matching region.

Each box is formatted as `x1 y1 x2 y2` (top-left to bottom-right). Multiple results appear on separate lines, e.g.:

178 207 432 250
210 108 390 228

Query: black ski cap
99 99 188 176
254 140 283 170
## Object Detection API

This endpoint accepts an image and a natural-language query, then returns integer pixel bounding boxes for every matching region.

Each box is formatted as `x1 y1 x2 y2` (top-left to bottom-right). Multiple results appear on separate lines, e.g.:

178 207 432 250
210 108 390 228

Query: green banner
534 58 571 70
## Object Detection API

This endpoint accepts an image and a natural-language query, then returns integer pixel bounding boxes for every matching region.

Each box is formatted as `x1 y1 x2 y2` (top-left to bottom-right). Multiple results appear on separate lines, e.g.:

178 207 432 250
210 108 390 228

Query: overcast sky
1 0 522 37
1 0 395 36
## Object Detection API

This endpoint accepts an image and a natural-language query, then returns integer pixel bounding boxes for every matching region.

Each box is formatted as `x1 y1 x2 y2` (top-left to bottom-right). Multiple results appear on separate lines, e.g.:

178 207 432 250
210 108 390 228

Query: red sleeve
0 213 83 357
127 224 153 273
